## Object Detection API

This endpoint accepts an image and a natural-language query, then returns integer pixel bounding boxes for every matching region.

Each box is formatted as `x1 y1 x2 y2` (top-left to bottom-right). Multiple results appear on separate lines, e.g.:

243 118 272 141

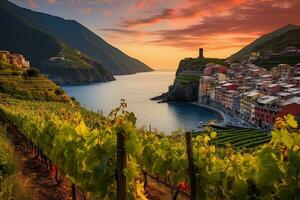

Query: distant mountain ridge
228 24 300 62
5 1 152 75
0 0 115 84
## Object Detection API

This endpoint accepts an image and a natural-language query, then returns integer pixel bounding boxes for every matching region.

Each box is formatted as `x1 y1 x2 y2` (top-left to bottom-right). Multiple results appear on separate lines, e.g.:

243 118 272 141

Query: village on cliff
196 47 300 130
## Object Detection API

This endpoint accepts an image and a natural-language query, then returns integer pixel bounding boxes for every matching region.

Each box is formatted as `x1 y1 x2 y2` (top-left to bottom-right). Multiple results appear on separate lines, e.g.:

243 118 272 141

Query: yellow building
240 90 263 122
215 73 227 81
198 76 215 104
271 64 292 81
0 50 9 62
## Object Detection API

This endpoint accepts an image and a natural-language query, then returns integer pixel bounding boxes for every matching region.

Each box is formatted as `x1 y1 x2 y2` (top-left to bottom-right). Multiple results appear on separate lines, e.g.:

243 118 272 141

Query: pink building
204 67 212 76
215 86 223 103
266 84 281 95
292 63 300 77
222 90 238 110
222 83 238 91
291 77 300 86
204 63 228 76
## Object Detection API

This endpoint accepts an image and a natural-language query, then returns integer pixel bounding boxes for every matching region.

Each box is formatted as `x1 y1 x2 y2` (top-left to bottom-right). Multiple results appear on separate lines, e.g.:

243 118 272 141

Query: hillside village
245 46 300 63
198 48 300 130
0 50 72 102
0 50 30 70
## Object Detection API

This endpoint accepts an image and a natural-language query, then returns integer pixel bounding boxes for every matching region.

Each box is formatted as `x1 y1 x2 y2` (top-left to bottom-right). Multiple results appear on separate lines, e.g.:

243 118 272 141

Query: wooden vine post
117 131 126 200
72 183 77 200
185 131 197 199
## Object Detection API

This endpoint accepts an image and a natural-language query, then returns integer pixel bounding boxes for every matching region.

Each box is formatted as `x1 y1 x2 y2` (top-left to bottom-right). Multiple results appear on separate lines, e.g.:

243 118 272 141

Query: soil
7 126 72 200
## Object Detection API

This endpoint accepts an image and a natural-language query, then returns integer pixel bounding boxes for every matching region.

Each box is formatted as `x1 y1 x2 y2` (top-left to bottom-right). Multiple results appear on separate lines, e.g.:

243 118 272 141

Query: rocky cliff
166 58 202 101
36 60 115 85
156 57 226 102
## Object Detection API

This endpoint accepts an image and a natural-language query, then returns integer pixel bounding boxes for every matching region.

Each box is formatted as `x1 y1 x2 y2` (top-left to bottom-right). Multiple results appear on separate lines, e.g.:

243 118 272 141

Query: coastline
190 102 227 126
191 102 255 129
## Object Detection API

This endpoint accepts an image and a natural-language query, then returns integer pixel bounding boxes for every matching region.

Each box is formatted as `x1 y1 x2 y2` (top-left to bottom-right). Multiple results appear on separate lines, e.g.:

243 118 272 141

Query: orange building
0 50 30 69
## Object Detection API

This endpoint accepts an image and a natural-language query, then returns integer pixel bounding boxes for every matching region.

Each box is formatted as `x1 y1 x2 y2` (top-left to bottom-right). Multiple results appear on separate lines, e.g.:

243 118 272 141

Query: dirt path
145 176 190 200
8 128 72 200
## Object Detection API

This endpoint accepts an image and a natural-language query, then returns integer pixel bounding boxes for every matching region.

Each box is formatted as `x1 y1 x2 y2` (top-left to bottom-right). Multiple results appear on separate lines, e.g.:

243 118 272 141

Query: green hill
253 28 300 69
0 1 115 84
0 3 114 85
0 69 69 101
1 0 152 75
0 3 60 61
228 24 300 62
252 28 300 52
176 57 227 73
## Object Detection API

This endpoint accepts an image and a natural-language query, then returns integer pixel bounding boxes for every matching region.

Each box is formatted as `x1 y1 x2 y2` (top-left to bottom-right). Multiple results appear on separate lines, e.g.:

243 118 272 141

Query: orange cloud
120 9 176 27
100 9 111 16
100 28 144 35
136 0 159 8
121 0 248 28
110 0 300 52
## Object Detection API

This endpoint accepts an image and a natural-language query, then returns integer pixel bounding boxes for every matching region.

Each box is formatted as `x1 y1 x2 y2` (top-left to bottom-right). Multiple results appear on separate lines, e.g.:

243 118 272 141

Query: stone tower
199 48 204 58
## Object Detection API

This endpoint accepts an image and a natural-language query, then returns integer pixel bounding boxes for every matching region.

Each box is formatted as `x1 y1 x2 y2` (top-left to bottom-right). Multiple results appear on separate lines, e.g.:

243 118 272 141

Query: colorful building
0 50 30 69
240 91 262 122
232 94 241 113
222 83 238 91
0 50 9 62
216 73 227 81
276 92 294 100
255 96 280 130
277 97 300 118
223 90 238 110
215 86 223 103
271 64 292 81
266 84 281 95
198 76 215 104
292 77 300 86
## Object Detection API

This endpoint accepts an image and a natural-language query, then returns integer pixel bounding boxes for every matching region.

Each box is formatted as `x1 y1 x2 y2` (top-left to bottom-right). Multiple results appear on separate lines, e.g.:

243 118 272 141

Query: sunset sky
10 0 300 70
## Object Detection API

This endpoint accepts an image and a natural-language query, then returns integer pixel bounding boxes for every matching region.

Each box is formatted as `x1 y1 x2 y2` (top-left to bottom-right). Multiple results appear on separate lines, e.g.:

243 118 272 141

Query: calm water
62 71 217 133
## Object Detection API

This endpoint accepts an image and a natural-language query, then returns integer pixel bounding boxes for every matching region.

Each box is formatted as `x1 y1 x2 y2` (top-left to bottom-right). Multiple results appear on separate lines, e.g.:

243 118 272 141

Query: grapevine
0 97 299 199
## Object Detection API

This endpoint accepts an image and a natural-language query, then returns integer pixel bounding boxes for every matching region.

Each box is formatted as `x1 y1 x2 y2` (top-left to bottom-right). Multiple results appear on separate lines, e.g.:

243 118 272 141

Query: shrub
11 71 21 76
55 88 65 95
26 68 40 77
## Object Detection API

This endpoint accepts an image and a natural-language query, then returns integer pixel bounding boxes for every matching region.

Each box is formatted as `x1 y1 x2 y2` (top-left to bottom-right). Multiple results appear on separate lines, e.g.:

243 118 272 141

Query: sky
10 0 300 70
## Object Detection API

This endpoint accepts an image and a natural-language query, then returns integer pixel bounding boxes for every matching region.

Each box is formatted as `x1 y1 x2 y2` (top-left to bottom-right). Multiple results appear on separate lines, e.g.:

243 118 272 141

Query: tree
26 68 40 77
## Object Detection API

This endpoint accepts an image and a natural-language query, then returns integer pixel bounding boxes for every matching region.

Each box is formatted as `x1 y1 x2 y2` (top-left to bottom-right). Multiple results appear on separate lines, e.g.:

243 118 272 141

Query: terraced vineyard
0 71 67 101
193 128 271 149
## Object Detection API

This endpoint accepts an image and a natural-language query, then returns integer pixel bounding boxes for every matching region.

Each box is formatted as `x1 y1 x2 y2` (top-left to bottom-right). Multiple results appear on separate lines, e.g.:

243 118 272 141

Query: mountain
252 28 300 52
0 0 115 85
252 28 300 69
228 24 300 62
2 0 152 75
